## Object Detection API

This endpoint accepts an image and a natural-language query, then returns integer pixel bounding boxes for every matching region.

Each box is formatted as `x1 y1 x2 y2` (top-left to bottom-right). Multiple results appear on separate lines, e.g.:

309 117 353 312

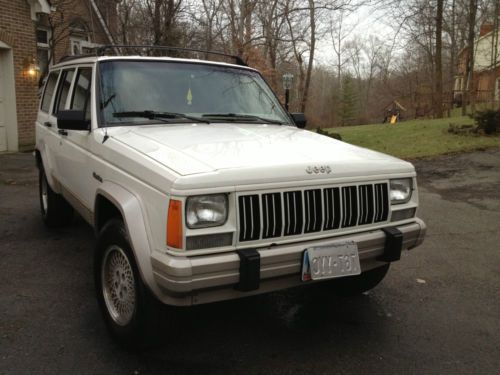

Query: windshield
98 60 291 126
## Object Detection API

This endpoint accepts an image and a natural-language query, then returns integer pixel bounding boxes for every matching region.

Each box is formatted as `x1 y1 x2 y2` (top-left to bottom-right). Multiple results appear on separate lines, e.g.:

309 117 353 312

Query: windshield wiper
202 113 285 125
113 110 211 124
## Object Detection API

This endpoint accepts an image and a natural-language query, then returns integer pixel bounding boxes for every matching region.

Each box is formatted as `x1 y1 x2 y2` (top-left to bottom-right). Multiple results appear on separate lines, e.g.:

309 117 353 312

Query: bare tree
435 0 444 118
330 9 357 85
462 0 478 115
143 0 184 47
490 0 500 105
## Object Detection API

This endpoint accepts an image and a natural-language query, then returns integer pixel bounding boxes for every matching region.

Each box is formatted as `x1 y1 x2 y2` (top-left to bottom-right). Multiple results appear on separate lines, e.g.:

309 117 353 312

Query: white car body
35 55 426 307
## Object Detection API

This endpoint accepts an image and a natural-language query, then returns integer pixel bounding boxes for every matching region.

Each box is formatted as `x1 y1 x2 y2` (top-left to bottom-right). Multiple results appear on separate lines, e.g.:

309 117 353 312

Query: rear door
36 70 61 180
47 68 76 184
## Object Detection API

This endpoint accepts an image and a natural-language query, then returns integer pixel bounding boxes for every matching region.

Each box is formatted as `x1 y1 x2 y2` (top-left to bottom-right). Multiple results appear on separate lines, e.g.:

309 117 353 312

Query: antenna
102 127 109 144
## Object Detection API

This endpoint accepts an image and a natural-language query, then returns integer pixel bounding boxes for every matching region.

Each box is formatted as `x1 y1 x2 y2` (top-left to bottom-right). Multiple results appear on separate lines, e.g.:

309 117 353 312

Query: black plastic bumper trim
378 227 404 262
235 249 260 291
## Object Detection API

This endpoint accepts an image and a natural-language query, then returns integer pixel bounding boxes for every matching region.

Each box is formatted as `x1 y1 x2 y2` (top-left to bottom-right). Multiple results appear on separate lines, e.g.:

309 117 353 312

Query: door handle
43 121 52 127
58 129 68 136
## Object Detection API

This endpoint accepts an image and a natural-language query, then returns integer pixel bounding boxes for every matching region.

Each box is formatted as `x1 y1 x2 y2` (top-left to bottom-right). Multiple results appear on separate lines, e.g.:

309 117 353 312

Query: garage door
0 52 6 152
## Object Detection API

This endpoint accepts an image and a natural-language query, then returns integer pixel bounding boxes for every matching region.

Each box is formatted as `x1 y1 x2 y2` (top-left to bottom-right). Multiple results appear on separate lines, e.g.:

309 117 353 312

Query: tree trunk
462 0 477 116
434 0 444 118
448 0 456 117
490 0 500 106
301 0 316 113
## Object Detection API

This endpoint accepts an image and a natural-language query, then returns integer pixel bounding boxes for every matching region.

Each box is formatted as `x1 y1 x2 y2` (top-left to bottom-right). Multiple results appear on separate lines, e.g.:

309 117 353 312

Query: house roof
384 100 407 112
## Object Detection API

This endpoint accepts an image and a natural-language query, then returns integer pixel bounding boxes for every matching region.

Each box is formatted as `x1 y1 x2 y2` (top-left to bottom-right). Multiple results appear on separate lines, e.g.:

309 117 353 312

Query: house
454 22 500 107
0 0 118 152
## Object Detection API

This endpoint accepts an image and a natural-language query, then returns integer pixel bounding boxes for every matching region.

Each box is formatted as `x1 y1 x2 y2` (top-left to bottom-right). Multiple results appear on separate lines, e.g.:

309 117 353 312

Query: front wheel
94 219 163 348
327 264 390 296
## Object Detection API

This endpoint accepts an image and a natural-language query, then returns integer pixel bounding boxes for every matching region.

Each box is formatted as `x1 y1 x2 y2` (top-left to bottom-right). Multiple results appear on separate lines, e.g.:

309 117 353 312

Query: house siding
0 0 39 151
0 0 117 151
454 29 500 107
49 0 117 63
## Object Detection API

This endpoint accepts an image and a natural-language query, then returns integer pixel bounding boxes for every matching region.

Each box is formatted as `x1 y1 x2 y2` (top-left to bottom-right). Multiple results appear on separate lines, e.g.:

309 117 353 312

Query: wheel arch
35 149 42 169
35 147 60 192
94 182 161 299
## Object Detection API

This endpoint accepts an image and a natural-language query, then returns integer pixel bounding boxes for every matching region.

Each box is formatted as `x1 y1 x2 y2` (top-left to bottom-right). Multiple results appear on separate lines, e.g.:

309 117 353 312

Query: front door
56 66 94 211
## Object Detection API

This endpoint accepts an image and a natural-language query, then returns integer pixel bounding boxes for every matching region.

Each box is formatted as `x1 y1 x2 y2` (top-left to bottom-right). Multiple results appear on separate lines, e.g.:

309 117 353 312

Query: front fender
94 182 162 299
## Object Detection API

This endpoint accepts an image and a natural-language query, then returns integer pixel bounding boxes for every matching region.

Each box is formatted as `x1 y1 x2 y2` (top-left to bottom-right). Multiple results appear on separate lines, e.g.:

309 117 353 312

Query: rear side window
54 69 75 114
41 72 59 113
70 68 92 121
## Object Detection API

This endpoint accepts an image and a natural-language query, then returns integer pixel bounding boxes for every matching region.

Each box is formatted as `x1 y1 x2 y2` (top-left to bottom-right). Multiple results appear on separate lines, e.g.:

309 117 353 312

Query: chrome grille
262 193 282 238
358 184 374 225
238 183 389 242
238 195 260 241
284 191 303 236
341 186 358 227
323 187 341 230
304 189 322 233
374 183 389 222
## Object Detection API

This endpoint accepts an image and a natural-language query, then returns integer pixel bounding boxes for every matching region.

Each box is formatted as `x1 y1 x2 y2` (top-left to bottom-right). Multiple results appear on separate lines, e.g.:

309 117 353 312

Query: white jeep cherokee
35 49 426 346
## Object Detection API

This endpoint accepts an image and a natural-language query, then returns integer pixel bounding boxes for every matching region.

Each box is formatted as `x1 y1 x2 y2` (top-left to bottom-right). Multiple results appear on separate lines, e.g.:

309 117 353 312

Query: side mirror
291 113 307 129
57 110 90 131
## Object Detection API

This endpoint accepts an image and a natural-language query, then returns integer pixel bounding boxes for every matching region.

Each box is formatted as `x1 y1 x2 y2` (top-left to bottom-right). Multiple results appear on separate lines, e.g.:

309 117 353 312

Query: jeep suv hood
109 123 414 183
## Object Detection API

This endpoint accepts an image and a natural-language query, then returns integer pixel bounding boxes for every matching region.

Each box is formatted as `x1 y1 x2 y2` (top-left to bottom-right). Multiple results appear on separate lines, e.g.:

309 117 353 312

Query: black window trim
40 70 60 114
52 68 76 115
70 67 92 114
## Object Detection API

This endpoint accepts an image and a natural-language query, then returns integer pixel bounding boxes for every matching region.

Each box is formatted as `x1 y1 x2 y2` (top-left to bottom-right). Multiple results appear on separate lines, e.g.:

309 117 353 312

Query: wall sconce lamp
23 58 40 79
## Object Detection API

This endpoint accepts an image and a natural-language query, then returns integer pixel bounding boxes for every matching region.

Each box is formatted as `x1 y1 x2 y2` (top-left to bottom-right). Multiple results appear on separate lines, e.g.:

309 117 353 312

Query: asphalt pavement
1 150 499 375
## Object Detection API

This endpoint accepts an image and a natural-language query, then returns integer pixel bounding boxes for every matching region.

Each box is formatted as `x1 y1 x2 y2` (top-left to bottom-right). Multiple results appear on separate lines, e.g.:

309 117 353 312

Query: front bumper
151 218 426 306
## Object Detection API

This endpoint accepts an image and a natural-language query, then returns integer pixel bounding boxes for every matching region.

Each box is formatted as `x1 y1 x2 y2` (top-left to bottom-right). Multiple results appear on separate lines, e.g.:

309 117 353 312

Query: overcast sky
315 4 397 67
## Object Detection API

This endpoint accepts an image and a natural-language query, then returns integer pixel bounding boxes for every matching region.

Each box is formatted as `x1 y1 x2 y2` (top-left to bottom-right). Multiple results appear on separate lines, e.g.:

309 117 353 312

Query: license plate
301 241 361 281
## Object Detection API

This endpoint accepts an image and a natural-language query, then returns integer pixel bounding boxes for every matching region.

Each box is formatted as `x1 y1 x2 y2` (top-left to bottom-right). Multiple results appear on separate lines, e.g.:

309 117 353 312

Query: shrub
474 110 500 135
316 127 342 140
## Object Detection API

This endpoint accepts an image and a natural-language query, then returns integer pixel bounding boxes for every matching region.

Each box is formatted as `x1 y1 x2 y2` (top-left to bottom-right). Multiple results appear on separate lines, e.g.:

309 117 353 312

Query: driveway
1 150 499 374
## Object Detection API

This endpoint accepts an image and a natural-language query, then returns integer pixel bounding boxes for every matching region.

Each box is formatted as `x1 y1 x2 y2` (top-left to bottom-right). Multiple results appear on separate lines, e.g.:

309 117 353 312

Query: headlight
186 194 228 228
390 178 413 204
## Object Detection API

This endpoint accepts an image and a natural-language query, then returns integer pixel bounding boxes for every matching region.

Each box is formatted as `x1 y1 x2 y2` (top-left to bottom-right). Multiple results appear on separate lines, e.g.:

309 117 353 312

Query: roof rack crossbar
59 54 96 63
94 45 247 66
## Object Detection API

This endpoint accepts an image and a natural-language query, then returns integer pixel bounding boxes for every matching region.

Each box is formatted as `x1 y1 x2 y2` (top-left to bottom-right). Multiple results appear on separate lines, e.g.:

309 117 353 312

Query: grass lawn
323 116 500 159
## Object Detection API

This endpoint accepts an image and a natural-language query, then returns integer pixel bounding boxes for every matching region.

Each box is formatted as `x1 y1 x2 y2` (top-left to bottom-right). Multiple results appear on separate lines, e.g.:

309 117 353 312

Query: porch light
23 58 40 79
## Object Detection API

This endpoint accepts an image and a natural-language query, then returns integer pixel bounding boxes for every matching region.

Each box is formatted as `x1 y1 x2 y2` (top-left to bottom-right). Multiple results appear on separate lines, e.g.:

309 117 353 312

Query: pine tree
339 74 358 126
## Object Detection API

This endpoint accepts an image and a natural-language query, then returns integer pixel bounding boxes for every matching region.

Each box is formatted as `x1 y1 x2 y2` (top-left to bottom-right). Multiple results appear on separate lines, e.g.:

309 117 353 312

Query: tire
327 264 390 297
39 167 74 227
94 219 163 349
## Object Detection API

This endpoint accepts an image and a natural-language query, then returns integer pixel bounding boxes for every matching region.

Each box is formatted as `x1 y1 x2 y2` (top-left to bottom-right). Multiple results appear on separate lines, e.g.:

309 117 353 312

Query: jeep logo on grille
306 165 332 174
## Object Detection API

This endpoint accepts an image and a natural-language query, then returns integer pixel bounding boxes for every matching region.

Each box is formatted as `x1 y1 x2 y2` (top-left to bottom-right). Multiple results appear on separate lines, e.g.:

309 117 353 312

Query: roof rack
95 45 248 66
59 54 96 63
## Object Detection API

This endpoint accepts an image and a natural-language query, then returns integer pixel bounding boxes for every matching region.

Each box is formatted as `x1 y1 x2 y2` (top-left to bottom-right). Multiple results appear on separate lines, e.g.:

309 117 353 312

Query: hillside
322 116 500 159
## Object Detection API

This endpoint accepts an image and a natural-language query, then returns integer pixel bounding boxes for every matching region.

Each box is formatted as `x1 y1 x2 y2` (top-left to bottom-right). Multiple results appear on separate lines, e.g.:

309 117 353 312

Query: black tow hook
378 227 404 262
235 249 260 292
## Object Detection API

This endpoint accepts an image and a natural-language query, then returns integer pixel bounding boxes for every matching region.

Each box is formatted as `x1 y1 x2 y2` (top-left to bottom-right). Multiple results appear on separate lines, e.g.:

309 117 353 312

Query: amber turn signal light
167 199 183 249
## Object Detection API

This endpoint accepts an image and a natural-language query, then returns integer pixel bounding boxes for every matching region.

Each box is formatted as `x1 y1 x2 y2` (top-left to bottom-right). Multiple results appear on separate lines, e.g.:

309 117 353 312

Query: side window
70 68 92 121
53 69 75 114
41 72 59 113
